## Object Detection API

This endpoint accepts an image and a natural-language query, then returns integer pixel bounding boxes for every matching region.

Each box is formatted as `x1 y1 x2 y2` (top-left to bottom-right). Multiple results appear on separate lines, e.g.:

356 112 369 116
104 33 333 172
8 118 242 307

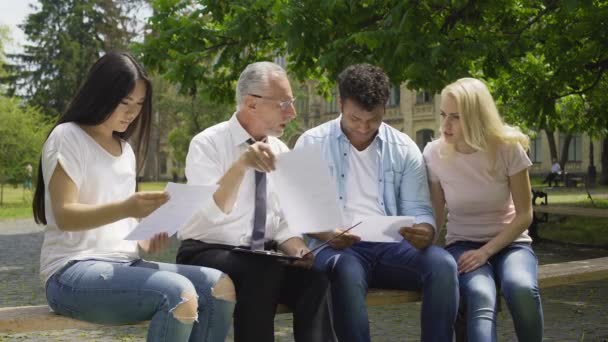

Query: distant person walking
24 163 33 190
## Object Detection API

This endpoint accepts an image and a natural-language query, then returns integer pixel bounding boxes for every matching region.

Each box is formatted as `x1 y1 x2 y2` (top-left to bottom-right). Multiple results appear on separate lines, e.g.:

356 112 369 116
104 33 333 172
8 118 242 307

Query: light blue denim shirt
295 116 436 251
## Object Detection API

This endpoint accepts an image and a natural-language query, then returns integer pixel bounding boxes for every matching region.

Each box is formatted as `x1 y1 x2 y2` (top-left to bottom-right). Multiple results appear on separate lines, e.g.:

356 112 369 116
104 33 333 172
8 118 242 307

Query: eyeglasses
249 94 296 111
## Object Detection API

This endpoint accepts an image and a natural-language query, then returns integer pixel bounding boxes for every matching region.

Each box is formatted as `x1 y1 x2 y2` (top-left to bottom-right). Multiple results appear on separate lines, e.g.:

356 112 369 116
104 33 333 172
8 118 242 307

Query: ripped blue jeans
46 259 234 342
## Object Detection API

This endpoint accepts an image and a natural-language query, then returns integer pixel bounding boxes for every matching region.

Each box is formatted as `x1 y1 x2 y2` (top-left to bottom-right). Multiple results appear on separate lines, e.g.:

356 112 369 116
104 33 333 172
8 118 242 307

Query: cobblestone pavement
1 219 607 341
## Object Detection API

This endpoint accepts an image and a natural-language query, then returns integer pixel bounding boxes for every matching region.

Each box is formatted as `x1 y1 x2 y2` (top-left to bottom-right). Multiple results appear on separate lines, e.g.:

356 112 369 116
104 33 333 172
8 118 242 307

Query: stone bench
1 257 607 334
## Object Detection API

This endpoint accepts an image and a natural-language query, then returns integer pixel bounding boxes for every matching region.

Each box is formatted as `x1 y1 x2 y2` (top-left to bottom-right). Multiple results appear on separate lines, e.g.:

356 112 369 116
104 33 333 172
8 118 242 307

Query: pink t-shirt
423 139 533 245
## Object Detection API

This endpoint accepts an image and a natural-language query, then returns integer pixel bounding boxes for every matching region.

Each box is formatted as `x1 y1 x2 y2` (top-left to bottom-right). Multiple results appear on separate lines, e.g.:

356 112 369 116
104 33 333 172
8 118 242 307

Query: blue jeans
46 259 234 342
314 241 459 342
446 242 544 342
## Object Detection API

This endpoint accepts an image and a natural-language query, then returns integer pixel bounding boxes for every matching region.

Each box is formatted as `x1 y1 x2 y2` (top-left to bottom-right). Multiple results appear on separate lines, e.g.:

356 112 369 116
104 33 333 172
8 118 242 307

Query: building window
559 133 582 162
388 85 400 107
529 134 542 163
416 129 434 151
416 90 432 104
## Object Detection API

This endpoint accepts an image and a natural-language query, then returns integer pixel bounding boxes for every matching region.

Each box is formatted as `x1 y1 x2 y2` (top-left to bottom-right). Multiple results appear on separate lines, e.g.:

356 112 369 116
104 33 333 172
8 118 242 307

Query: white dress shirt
178 113 300 246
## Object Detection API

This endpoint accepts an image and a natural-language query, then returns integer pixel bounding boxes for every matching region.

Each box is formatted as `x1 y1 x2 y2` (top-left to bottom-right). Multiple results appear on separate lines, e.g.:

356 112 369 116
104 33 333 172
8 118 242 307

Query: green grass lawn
531 184 608 247
0 184 34 219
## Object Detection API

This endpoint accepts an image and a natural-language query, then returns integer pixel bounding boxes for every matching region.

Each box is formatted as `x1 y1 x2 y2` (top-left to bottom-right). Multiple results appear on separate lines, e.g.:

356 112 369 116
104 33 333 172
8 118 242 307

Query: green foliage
0 96 52 204
0 25 11 93
141 1 607 138
11 0 142 116
151 75 232 172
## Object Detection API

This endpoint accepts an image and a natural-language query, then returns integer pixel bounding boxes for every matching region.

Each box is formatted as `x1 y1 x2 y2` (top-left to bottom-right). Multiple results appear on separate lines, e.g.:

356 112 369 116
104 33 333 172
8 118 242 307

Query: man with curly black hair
295 64 459 342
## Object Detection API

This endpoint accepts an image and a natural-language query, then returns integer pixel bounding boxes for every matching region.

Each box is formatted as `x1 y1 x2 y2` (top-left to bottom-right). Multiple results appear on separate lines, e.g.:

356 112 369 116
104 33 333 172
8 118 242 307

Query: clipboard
231 248 301 262
230 221 363 261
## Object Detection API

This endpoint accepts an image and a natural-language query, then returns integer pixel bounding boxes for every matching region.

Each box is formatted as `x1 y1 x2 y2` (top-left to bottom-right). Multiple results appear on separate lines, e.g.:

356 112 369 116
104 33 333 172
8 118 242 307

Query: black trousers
543 172 560 186
177 239 337 342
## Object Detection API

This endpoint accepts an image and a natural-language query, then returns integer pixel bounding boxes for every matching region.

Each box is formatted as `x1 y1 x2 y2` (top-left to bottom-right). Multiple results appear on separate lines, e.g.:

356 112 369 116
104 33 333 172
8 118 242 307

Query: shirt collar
228 112 259 146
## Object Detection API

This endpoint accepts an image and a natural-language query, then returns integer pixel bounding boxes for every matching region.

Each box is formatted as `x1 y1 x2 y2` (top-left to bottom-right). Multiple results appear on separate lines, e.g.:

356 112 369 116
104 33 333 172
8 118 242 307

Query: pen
300 221 363 259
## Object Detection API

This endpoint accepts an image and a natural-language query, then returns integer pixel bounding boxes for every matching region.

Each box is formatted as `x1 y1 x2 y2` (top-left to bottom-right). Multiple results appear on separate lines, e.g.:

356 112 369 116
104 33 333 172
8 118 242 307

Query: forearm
479 212 533 257
278 237 308 256
213 159 247 213
54 200 129 231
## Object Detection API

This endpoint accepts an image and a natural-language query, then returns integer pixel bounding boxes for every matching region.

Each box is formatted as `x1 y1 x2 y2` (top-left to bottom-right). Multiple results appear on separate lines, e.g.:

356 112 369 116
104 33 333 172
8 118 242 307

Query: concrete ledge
2 256 607 333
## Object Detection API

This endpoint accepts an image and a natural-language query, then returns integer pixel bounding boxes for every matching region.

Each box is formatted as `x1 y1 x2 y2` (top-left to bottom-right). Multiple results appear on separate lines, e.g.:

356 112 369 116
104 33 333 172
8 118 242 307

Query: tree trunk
545 129 558 162
559 134 572 171
588 140 596 185
601 138 608 185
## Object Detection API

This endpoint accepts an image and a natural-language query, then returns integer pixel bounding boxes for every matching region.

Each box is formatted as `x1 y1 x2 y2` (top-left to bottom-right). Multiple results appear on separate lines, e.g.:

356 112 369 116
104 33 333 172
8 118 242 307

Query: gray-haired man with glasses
177 61 336 342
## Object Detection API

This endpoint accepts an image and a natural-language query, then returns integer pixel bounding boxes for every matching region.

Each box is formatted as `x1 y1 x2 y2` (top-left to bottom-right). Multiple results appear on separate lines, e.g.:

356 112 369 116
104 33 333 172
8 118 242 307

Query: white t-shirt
423 139 533 245
343 143 385 224
39 122 139 284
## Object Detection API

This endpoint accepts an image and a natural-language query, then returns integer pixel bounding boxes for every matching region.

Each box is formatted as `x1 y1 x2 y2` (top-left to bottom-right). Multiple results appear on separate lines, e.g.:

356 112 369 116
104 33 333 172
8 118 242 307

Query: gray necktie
247 139 266 250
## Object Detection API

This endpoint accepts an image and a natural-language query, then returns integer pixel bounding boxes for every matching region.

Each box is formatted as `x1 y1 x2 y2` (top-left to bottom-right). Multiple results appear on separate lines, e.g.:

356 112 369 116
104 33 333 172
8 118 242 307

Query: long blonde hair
439 78 529 172
441 77 528 148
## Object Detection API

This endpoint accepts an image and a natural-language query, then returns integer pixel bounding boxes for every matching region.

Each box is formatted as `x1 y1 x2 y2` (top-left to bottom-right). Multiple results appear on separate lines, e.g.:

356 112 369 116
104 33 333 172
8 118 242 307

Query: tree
141 1 556 99
0 96 52 205
10 0 143 116
141 1 608 176
150 75 232 180
0 25 11 94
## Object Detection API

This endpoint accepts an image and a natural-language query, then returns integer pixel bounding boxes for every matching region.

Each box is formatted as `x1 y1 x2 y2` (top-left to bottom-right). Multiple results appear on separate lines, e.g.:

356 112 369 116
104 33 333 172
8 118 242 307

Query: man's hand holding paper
399 223 435 249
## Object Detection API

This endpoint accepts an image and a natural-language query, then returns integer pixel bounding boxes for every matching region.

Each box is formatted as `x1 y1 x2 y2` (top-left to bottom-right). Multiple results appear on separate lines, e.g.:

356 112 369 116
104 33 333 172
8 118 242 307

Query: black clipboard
231 247 301 262
231 221 363 261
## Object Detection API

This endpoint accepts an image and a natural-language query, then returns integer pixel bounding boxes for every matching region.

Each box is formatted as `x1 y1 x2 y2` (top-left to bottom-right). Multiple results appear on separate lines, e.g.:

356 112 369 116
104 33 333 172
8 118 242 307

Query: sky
0 0 38 54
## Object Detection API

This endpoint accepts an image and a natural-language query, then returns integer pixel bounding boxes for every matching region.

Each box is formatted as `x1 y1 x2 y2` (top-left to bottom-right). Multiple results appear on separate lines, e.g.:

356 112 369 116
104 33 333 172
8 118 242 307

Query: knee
427 248 458 281
464 283 497 309
502 278 539 305
327 254 366 289
211 273 236 303
171 290 199 324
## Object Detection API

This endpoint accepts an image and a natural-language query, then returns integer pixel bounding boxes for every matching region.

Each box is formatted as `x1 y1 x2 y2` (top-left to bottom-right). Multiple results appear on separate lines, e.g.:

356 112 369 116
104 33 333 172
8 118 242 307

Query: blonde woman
423 78 543 342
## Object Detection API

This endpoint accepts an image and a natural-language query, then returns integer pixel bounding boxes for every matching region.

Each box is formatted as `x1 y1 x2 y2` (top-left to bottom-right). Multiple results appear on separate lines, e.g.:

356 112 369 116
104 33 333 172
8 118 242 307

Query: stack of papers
125 183 216 240
271 145 414 242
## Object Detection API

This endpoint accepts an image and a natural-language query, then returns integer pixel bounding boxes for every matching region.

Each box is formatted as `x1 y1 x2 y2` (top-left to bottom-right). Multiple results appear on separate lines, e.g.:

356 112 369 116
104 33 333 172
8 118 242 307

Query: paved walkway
1 219 607 341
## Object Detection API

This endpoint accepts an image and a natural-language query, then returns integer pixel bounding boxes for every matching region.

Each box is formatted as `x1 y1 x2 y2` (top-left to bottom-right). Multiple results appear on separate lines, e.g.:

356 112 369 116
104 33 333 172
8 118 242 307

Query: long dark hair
32 52 153 224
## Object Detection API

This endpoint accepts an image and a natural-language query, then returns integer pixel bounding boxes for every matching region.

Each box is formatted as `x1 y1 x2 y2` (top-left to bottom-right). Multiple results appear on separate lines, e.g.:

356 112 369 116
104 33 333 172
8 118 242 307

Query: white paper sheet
125 182 217 241
270 145 345 234
349 215 415 242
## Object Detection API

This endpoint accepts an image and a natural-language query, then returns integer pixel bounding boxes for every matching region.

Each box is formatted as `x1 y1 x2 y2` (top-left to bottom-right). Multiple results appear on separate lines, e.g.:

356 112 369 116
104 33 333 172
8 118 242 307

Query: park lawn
0 204 32 220
139 182 168 191
538 216 608 246
0 185 33 220
532 186 608 247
